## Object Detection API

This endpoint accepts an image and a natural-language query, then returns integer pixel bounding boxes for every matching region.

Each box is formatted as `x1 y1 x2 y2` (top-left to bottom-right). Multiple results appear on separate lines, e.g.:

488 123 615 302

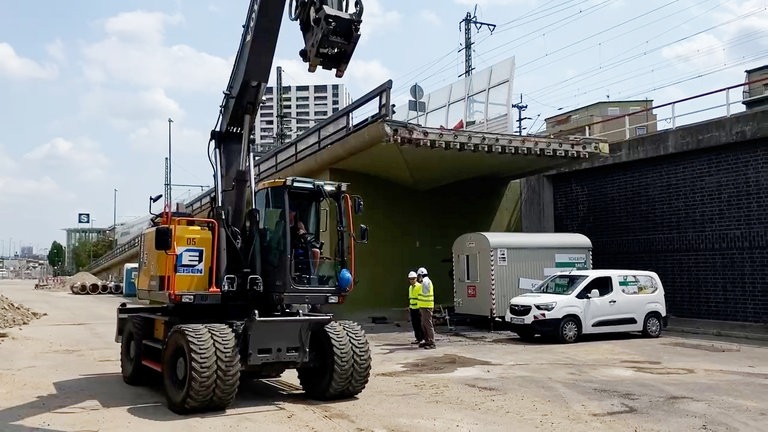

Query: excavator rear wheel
121 316 150 385
337 320 371 398
162 324 217 414
206 324 241 411
297 321 353 400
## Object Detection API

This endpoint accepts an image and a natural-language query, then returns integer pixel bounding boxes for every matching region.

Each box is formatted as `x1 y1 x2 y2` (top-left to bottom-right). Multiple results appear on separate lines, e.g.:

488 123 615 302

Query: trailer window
459 253 479 282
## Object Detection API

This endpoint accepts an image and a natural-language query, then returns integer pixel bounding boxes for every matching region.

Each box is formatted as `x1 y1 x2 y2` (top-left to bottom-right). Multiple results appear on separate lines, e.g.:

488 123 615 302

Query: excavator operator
289 209 322 276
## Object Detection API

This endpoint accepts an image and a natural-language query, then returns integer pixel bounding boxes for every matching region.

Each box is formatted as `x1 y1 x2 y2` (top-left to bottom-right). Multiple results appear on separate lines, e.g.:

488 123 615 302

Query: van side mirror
357 224 369 243
353 196 364 215
589 289 600 299
155 226 173 251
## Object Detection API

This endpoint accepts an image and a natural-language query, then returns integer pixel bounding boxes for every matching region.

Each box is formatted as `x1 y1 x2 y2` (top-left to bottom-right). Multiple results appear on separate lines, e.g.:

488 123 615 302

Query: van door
614 274 663 331
577 276 615 333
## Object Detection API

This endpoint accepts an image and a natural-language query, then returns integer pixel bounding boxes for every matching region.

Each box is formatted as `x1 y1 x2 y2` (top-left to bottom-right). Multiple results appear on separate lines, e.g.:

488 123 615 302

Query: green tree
72 235 115 271
47 241 65 268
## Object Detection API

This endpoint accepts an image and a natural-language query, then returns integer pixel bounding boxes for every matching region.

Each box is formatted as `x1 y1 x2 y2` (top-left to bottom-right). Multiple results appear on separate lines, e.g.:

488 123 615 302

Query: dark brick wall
551 140 768 323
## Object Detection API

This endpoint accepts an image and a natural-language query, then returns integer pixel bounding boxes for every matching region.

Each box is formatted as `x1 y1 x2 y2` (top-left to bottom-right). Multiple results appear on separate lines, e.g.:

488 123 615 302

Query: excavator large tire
337 320 372 398
121 316 151 385
297 321 353 400
206 324 241 410
162 324 217 414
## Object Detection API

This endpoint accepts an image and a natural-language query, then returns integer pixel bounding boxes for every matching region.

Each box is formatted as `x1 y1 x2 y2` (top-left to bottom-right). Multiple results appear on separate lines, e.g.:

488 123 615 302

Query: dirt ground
1 279 766 432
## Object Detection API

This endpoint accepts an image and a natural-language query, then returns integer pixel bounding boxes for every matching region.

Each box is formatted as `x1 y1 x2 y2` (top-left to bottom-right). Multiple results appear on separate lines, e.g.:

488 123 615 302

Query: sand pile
0 294 45 329
67 272 101 285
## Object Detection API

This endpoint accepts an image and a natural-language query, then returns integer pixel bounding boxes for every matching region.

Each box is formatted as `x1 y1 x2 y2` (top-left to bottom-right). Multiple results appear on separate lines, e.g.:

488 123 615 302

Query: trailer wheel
297 321 352 400
337 320 371 398
162 324 217 414
206 324 241 410
121 317 150 385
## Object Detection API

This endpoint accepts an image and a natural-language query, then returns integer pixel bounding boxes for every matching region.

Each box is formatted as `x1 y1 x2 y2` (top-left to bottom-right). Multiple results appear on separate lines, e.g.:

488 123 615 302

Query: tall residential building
253 83 351 156
544 100 657 143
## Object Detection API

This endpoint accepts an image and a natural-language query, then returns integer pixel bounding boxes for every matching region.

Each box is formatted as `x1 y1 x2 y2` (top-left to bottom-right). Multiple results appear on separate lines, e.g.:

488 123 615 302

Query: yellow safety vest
417 279 434 309
409 283 421 309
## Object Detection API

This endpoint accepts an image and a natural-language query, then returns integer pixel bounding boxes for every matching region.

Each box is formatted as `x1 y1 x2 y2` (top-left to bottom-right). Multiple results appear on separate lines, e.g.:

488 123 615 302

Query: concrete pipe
88 283 100 295
110 283 123 295
99 283 110 294
70 283 78 294
78 283 89 295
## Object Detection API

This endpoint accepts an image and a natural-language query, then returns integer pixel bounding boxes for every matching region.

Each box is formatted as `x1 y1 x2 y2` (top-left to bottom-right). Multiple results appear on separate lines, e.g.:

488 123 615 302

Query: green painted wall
329 169 520 317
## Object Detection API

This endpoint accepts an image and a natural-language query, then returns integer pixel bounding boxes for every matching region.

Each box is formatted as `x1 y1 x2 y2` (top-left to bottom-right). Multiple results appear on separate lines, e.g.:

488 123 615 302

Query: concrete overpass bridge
86 79 608 317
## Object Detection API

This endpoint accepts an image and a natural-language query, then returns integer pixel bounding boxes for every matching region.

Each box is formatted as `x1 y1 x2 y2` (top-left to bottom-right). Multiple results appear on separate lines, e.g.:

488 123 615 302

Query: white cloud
661 33 727 70
0 42 58 80
46 38 66 63
0 176 74 204
421 10 442 26
80 87 185 130
23 137 110 181
0 145 16 172
81 11 231 93
362 0 402 38
102 10 183 45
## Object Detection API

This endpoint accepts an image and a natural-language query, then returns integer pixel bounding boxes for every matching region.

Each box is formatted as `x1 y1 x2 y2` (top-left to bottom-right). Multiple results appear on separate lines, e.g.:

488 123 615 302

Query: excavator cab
291 0 363 77
253 177 366 307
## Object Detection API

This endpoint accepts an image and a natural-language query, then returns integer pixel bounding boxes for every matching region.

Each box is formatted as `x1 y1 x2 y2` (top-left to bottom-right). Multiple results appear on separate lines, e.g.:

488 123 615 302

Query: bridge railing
577 76 768 141
85 235 141 273
253 79 393 179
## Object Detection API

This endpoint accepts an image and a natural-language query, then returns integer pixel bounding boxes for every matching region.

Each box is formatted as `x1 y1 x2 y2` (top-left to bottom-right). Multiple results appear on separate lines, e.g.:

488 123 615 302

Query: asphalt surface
1 279 766 432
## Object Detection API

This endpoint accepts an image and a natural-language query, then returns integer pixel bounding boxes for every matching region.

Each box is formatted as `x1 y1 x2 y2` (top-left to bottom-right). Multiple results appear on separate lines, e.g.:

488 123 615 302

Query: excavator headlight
181 295 195 303
328 295 339 304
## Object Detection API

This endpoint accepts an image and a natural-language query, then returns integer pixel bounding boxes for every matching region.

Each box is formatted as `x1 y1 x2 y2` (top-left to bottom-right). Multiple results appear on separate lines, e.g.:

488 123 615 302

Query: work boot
411 339 422 344
418 341 427 347
423 343 436 350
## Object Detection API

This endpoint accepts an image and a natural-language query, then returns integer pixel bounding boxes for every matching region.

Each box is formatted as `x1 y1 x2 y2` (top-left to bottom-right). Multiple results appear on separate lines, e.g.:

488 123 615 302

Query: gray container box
452 232 593 318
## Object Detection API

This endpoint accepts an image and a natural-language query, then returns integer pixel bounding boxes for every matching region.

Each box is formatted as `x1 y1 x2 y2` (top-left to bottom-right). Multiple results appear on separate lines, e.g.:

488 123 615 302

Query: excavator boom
211 0 363 288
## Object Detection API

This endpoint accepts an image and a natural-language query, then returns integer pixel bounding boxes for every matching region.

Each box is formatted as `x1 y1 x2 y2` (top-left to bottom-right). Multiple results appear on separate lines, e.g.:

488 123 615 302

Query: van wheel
642 313 662 338
558 317 580 344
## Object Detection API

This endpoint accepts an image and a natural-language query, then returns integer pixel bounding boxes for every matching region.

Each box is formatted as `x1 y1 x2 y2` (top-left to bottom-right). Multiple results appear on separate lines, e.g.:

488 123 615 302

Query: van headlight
534 302 556 311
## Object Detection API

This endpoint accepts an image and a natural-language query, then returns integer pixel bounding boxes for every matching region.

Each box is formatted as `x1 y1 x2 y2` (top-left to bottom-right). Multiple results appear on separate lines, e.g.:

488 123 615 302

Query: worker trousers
420 308 435 346
409 308 423 342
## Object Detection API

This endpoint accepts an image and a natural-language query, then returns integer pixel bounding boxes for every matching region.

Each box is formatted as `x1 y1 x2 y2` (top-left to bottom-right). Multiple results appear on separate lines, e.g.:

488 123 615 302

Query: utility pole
113 188 118 249
166 117 174 211
459 5 496 78
512 94 532 136
275 66 285 148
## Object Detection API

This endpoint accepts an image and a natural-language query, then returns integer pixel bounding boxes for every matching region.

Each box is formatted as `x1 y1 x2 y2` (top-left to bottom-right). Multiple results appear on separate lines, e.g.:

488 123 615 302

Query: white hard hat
417 267 428 276
408 271 418 278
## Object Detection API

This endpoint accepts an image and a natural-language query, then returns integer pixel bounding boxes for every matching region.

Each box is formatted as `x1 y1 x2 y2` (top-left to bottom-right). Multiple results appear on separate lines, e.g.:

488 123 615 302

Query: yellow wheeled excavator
114 0 371 414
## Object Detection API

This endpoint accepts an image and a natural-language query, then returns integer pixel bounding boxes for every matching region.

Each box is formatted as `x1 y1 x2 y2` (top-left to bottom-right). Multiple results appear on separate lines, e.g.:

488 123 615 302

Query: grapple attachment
292 0 363 78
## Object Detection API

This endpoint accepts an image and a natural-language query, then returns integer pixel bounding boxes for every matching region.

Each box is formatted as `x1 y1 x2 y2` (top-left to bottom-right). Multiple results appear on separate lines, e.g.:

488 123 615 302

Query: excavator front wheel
162 324 217 414
297 321 353 400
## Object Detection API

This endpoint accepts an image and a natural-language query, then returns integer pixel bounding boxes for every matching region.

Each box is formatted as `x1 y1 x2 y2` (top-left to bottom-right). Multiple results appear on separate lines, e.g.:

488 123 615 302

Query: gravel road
1 279 766 432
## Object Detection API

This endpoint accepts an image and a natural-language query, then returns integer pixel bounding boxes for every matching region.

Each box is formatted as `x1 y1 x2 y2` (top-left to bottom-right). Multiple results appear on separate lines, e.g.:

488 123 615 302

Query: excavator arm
210 0 363 288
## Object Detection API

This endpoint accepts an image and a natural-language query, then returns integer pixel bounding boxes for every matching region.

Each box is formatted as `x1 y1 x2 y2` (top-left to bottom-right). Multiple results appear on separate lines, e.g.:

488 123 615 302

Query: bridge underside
261 121 607 191
253 120 607 318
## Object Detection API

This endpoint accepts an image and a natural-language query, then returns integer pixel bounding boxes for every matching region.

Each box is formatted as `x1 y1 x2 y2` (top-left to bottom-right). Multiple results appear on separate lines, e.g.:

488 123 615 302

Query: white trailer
452 232 593 319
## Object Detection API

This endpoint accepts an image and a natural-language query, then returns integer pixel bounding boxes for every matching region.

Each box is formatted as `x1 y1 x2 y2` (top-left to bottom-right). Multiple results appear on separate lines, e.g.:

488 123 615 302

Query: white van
504 269 667 343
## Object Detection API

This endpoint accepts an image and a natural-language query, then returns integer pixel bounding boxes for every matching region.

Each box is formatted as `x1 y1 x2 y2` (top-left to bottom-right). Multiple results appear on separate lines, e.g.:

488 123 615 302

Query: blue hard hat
338 268 352 292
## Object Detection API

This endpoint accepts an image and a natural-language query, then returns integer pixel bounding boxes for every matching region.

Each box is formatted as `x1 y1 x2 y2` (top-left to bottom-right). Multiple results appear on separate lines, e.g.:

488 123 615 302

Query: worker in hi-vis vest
407 271 423 344
416 267 435 349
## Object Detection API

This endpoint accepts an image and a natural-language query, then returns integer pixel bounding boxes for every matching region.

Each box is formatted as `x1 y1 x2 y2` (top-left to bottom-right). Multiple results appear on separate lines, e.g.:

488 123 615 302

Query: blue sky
0 0 766 255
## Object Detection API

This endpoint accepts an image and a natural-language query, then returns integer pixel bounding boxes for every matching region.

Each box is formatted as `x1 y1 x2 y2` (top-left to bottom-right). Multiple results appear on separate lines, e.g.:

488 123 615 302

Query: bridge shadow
0 371 358 430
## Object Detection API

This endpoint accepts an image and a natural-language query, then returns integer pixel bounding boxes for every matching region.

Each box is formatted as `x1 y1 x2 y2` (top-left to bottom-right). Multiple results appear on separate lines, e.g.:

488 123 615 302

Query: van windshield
532 274 588 295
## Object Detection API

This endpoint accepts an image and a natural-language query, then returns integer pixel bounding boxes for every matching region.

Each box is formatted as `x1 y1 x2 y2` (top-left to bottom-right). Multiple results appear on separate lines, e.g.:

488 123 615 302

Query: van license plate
509 317 525 324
